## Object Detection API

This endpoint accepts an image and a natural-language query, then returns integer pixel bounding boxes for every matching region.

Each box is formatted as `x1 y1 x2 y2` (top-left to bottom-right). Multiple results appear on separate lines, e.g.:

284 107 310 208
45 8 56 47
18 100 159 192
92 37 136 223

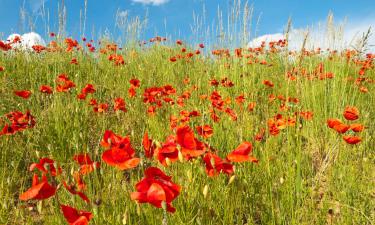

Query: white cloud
248 18 375 53
131 0 169 6
6 32 46 50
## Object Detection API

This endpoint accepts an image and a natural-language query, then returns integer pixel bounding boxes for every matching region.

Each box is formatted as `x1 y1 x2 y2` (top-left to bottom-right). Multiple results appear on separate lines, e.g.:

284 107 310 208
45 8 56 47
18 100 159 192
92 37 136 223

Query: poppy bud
228 175 236 185
136 203 141 215
178 150 184 163
202 185 209 198
161 201 167 211
210 158 215 168
94 198 102 206
37 201 43 214
187 169 192 182
122 210 128 225
165 157 172 167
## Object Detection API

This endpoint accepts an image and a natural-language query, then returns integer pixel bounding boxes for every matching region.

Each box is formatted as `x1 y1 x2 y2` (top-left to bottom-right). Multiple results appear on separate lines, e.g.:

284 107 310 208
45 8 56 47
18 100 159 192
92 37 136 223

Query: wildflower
101 130 140 170
39 85 53 94
131 167 181 213
226 142 258 163
343 106 359 121
19 174 57 201
196 125 213 138
61 205 92 225
343 135 361 145
14 90 31 99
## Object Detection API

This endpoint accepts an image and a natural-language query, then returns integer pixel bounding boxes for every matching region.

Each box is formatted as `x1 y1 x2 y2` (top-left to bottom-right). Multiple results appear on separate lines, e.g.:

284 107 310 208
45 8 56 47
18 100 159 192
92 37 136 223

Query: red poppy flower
0 41 12 51
155 135 179 166
130 167 181 213
89 99 97 106
235 95 246 105
77 93 87 100
93 103 108 113
332 123 350 134
108 54 125 66
73 153 100 175
176 126 206 158
263 80 274 88
130 79 141 88
14 90 31 99
247 102 256 112
72 172 86 191
70 58 78 65
327 118 342 128
203 153 234 177
101 130 140 170
343 106 359 121
29 158 62 176
128 87 136 97
226 142 258 163
113 98 127 112
343 135 361 145
61 205 92 225
350 123 365 132
143 131 156 158
56 74 76 92
210 109 220 123
209 79 219 87
39 85 53 94
19 174 57 201
81 84 96 95
62 181 90 203
0 124 17 136
299 111 314 120
0 110 36 135
196 125 213 138
254 128 265 142
225 107 238 121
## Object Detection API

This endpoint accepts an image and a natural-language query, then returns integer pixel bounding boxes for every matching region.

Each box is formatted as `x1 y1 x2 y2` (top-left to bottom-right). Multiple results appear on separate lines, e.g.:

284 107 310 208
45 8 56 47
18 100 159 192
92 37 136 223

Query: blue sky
0 0 374 44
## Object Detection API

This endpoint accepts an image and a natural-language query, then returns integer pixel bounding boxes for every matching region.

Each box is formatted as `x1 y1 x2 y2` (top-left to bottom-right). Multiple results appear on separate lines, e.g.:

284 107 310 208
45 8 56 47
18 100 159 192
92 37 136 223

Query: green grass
0 42 374 224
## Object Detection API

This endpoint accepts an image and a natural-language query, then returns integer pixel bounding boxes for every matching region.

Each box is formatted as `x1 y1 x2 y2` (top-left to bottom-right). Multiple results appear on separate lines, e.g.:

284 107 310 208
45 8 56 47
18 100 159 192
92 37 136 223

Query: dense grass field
0 37 374 224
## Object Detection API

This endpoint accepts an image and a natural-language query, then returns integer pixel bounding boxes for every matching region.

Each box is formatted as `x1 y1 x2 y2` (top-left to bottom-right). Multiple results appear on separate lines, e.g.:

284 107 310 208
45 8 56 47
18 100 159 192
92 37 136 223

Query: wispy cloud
28 0 48 13
131 0 169 6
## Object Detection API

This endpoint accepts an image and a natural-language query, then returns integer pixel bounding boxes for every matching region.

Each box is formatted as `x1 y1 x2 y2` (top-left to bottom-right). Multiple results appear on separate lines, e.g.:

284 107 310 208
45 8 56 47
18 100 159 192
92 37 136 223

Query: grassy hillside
0 39 374 224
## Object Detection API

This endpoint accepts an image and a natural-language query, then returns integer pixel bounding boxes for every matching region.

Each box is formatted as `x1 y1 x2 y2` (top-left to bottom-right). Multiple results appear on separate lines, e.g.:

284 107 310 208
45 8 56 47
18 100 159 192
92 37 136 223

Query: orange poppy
39 85 53 94
196 125 213 138
61 205 92 225
226 142 258 163
143 131 156 159
343 135 361 145
73 153 100 175
327 118 342 128
19 174 57 201
130 167 181 213
350 123 365 132
101 130 140 170
155 135 179 166
343 106 359 121
14 90 31 99
176 126 206 158
203 153 234 177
